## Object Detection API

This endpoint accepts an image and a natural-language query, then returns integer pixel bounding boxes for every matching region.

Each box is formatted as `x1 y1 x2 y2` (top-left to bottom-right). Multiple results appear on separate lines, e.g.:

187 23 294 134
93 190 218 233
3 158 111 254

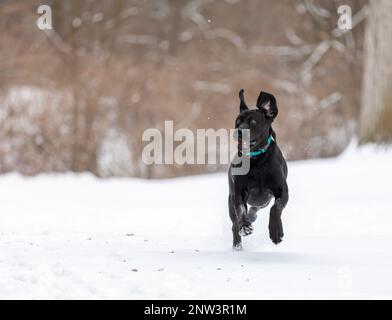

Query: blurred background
0 0 390 178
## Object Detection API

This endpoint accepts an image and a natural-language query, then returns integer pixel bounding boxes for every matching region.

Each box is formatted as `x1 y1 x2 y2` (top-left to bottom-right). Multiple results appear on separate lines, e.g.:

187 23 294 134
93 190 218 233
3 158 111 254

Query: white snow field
0 143 391 299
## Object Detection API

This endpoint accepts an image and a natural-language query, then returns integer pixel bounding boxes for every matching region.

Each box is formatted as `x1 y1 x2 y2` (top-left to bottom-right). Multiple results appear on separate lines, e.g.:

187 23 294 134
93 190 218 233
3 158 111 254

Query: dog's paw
233 243 243 251
239 224 253 237
247 212 257 224
269 218 284 245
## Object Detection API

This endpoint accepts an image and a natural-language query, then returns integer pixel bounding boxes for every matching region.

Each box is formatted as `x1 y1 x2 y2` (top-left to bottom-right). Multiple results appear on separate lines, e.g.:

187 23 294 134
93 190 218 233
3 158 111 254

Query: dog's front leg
228 195 247 250
269 184 289 245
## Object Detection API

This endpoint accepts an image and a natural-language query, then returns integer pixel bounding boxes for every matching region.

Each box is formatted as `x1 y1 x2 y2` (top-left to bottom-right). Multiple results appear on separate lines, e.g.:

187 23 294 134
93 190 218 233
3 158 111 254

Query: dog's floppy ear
239 89 248 112
256 91 278 120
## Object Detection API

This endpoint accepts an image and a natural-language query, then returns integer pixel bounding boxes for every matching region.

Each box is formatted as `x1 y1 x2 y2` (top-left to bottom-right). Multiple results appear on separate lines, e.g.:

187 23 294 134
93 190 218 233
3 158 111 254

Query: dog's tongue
238 139 254 150
241 140 256 146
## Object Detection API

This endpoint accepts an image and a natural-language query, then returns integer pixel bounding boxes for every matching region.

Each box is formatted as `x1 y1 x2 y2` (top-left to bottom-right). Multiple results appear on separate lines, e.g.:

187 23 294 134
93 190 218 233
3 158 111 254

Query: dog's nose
238 125 250 137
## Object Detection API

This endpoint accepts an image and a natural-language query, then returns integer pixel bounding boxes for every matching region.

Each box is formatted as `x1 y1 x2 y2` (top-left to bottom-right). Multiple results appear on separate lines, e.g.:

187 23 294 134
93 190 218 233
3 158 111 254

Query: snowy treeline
0 0 368 178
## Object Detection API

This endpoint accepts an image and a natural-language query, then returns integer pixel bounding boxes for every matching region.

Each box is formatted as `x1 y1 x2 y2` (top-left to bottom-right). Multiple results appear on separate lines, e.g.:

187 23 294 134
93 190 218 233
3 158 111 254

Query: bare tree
360 0 392 143
0 0 370 178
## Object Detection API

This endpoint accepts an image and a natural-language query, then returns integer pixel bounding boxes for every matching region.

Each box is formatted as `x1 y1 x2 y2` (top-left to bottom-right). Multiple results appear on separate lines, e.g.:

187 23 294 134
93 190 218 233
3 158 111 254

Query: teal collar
246 135 274 157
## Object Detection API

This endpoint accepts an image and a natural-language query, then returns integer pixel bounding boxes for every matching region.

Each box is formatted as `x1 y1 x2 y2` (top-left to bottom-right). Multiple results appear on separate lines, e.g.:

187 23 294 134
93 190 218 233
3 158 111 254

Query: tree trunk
360 0 392 143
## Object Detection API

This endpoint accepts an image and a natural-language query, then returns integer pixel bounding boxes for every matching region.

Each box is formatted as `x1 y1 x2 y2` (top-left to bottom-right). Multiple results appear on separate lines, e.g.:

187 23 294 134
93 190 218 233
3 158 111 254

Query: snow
1 143 392 299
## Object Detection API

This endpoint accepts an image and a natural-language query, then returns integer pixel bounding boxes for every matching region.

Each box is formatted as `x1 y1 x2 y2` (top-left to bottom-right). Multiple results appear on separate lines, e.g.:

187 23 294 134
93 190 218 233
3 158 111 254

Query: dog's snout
233 128 246 140
238 123 249 130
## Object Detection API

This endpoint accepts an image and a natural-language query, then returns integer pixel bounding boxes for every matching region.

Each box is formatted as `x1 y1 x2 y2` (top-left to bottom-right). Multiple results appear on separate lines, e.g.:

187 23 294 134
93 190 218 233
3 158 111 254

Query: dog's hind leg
228 195 243 250
269 183 289 245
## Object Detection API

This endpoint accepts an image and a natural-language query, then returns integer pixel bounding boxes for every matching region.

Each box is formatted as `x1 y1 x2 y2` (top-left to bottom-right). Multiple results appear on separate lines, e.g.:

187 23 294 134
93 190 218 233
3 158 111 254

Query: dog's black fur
228 89 289 250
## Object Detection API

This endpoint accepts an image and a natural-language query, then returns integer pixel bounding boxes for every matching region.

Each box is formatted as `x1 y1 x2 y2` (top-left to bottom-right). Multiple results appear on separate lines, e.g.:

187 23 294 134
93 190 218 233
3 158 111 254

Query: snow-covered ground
1 143 392 299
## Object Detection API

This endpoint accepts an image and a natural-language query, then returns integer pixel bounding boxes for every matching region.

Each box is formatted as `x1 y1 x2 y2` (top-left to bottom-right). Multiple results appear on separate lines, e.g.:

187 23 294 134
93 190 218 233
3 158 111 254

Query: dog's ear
239 89 248 112
256 91 278 120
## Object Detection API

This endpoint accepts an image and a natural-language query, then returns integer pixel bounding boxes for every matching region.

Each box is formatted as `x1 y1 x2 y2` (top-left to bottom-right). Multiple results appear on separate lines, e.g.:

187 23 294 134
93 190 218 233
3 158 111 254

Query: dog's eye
250 119 257 127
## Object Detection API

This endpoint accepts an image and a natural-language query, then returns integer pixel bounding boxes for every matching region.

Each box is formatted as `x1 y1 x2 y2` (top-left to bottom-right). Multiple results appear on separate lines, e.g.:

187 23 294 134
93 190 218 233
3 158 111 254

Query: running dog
228 89 289 250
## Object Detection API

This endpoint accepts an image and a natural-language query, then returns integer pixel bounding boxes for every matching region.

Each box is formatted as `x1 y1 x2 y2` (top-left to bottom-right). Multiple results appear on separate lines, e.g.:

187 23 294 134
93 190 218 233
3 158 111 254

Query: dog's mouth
238 139 258 148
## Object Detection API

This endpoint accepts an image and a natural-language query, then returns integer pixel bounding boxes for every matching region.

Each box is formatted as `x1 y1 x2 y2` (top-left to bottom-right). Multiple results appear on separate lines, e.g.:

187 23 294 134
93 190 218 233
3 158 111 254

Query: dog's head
234 89 278 149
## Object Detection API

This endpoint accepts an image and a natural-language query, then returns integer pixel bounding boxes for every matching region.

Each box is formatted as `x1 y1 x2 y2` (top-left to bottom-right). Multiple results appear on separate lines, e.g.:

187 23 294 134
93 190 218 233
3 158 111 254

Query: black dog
228 89 288 250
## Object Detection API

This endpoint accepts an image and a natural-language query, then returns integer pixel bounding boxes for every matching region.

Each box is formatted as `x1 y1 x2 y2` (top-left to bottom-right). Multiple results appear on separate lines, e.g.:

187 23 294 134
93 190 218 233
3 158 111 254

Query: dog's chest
246 177 273 207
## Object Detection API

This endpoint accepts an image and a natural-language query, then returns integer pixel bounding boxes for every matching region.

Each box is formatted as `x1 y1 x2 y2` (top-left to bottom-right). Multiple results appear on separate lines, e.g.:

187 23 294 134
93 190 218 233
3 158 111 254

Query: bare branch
207 28 246 51
182 0 215 33
116 34 156 45
318 92 342 109
332 5 369 38
251 44 315 57
300 40 331 82
193 81 231 94
43 30 72 55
